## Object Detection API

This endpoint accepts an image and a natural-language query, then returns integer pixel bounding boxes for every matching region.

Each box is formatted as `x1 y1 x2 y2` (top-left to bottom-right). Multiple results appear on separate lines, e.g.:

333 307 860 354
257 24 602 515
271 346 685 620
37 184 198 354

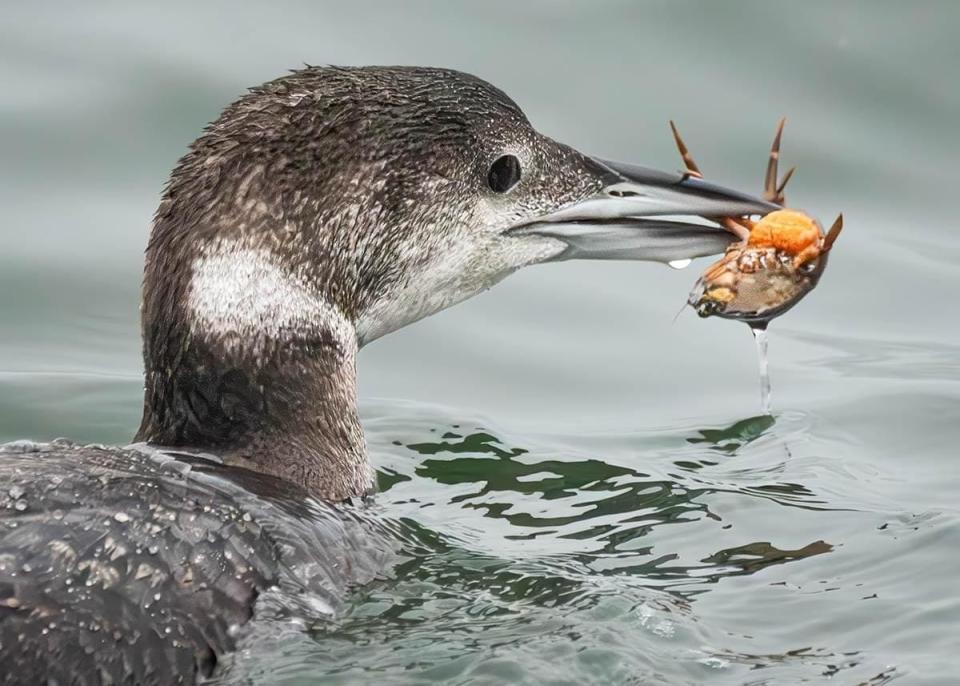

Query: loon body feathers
0 440 392 684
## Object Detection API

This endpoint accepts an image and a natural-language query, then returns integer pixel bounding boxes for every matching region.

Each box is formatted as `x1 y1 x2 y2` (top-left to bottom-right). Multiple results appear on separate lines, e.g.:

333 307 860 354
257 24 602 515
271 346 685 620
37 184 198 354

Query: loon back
0 442 392 684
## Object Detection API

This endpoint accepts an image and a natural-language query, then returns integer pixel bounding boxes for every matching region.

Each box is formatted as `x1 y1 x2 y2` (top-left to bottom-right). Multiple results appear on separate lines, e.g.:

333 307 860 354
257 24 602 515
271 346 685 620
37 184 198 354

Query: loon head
137 66 775 499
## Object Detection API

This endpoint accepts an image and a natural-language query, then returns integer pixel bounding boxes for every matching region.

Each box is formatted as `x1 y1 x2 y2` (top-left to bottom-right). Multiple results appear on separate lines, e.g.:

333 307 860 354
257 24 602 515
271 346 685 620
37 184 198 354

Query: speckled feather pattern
0 440 395 685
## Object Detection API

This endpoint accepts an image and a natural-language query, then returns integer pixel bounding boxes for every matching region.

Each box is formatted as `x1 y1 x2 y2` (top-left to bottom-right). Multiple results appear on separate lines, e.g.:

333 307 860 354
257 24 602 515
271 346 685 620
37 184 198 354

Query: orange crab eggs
746 209 823 266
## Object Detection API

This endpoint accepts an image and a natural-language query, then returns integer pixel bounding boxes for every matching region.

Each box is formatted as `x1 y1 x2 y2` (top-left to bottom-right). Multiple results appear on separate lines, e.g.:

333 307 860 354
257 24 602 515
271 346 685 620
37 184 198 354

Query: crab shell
746 209 825 267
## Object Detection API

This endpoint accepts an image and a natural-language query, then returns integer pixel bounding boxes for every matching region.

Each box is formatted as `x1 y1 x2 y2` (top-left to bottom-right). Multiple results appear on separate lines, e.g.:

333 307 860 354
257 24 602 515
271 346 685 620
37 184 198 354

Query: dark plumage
0 440 392 684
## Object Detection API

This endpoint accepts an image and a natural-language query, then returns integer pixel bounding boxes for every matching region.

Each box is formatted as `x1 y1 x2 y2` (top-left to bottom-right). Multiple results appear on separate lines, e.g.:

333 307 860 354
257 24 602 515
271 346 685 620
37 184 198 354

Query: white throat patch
188 239 355 356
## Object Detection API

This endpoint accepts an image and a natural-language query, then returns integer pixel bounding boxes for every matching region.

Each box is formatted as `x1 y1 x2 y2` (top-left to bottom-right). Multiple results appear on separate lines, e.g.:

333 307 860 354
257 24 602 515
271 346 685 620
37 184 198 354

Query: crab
671 119 843 324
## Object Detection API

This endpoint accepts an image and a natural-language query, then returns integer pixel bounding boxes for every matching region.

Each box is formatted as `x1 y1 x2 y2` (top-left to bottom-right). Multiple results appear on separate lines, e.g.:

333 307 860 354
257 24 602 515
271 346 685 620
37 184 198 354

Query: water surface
2 2 958 684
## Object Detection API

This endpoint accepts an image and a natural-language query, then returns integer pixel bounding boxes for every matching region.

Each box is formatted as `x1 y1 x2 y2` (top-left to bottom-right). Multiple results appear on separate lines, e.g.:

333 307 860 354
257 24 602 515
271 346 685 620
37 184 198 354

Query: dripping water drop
668 258 692 270
751 324 772 415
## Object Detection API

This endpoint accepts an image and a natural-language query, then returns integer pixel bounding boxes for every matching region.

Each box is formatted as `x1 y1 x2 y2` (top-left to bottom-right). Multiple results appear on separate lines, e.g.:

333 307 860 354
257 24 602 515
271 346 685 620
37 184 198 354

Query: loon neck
136 321 373 501
134 244 375 501
221 342 373 502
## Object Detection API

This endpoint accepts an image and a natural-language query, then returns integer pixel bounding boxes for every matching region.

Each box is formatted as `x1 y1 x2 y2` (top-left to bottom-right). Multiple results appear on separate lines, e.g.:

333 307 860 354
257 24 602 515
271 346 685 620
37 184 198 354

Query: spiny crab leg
669 120 704 180
824 214 844 250
669 120 751 242
775 167 796 203
763 117 796 206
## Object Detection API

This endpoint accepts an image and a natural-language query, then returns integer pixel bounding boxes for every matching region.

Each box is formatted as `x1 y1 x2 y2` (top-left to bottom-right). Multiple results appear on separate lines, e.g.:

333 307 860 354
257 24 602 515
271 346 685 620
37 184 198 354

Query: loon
0 66 776 683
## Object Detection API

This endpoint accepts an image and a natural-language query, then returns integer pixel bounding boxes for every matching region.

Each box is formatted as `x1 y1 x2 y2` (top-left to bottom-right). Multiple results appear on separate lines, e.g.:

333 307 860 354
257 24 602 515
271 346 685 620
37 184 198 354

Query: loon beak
512 158 779 264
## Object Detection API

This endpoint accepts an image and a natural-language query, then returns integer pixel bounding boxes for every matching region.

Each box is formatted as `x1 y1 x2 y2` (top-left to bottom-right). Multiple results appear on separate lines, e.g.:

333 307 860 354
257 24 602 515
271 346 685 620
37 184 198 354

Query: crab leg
669 120 704 180
763 117 795 206
823 214 844 250
669 121 752 242
775 166 796 202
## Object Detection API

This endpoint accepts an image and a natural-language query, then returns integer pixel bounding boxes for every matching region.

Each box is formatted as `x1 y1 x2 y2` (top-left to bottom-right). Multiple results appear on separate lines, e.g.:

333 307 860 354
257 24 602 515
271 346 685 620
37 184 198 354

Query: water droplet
13 501 27 512
8 485 24 500
668 258 692 270
113 512 131 523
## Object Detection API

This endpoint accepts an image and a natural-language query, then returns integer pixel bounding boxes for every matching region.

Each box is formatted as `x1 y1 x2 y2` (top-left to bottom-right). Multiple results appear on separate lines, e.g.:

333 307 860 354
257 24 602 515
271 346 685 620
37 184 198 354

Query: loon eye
487 154 521 193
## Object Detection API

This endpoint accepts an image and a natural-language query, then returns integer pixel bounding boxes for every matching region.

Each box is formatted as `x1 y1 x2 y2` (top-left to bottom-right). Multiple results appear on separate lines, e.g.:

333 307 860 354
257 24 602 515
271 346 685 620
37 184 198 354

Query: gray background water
1 2 958 684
